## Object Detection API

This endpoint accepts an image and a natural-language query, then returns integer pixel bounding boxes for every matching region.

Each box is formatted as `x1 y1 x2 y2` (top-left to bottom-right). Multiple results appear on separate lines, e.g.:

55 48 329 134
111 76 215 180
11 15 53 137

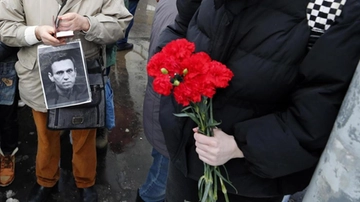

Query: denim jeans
117 0 139 45
0 61 17 105
0 41 18 105
0 42 19 153
139 148 169 202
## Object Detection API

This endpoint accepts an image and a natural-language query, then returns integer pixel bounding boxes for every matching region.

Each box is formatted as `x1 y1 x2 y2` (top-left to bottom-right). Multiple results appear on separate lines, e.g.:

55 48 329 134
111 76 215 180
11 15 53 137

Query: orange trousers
32 110 97 188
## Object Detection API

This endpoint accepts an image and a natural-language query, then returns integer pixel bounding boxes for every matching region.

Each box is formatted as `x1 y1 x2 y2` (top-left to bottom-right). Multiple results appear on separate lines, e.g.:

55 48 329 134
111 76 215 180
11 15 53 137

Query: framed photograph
37 40 91 109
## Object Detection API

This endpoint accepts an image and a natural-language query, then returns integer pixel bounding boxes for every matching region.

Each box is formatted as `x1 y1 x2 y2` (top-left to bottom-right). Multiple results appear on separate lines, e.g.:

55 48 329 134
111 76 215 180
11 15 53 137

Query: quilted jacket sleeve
155 0 202 53
234 2 360 178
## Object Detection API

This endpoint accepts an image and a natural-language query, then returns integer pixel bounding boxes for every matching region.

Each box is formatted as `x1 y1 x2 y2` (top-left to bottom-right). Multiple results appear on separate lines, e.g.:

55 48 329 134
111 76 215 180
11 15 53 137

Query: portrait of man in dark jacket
39 47 90 109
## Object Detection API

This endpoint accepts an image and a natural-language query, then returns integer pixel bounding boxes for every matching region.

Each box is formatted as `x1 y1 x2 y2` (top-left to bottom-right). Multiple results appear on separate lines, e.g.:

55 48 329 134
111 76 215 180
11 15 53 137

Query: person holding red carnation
149 0 360 201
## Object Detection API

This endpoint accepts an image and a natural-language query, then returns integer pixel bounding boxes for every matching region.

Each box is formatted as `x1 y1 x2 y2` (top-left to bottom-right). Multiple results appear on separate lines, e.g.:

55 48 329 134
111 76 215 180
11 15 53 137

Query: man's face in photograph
48 59 77 90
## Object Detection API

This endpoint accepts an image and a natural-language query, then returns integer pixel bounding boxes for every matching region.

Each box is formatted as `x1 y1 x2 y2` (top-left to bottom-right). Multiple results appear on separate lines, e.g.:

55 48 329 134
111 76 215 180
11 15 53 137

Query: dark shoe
96 128 109 149
27 182 54 202
79 186 98 202
116 42 133 51
136 189 145 202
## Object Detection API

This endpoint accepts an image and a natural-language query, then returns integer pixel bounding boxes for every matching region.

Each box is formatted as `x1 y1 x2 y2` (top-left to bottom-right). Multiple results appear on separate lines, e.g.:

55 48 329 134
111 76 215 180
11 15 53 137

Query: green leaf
214 168 238 194
201 181 212 202
213 166 218 201
198 175 205 200
187 113 200 125
173 112 189 117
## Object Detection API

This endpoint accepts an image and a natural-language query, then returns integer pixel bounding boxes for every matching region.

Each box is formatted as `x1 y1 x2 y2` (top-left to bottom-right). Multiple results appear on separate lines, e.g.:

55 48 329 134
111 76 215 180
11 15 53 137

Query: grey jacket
0 0 132 112
143 0 178 158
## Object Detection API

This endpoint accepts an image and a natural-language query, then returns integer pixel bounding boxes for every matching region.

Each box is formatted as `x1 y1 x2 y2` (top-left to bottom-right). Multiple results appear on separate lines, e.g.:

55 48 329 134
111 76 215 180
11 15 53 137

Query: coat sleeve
234 9 360 179
81 0 132 44
0 0 30 47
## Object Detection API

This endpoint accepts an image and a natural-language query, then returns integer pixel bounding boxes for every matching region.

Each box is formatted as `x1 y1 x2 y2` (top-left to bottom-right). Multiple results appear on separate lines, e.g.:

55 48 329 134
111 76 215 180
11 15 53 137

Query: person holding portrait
0 0 132 201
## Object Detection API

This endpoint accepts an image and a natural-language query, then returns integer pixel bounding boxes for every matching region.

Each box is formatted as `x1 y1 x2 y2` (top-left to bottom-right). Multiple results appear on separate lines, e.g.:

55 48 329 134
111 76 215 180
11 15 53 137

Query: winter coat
157 0 360 197
0 0 132 112
143 0 178 158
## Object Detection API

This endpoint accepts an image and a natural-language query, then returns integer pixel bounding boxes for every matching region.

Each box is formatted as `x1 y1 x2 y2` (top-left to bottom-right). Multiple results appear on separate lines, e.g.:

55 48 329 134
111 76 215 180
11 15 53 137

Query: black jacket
46 84 90 109
157 0 360 197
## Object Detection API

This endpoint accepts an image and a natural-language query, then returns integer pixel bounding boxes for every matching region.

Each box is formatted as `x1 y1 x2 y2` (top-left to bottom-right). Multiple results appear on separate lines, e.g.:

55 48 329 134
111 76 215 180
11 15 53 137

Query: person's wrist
35 26 41 41
233 147 244 158
231 137 244 158
81 16 90 32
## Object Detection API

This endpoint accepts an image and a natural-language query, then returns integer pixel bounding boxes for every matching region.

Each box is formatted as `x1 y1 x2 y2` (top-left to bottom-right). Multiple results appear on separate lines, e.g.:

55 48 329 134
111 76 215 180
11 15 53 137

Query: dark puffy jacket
0 42 18 62
157 0 360 197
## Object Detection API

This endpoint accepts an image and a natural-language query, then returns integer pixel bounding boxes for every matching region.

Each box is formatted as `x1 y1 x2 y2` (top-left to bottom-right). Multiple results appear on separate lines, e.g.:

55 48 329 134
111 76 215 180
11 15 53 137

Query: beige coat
0 0 132 112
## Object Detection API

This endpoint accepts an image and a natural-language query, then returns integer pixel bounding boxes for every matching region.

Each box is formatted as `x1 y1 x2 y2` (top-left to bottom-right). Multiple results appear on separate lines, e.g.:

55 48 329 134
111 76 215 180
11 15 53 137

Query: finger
213 127 223 134
195 139 220 158
43 36 64 46
198 153 218 166
58 13 74 20
194 133 218 148
195 139 209 151
42 37 59 45
196 147 215 164
57 21 72 31
194 132 210 145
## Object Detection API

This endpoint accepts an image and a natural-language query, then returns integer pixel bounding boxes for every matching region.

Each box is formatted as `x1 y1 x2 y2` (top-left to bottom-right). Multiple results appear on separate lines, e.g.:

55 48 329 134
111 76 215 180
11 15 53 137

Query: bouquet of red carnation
147 38 235 202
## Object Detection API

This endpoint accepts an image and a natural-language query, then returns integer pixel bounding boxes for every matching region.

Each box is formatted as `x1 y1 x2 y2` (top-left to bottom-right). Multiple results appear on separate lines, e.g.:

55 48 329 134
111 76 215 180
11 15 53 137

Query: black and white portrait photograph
38 40 91 109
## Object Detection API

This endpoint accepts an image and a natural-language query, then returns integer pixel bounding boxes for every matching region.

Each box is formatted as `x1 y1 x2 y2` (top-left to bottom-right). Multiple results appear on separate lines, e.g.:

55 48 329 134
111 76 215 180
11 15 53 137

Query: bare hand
56 13 90 32
194 127 244 166
35 25 66 46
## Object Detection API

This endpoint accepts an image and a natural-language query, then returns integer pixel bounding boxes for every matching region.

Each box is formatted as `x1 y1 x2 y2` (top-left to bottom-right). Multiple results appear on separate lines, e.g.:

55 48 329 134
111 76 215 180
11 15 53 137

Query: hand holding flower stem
147 38 236 202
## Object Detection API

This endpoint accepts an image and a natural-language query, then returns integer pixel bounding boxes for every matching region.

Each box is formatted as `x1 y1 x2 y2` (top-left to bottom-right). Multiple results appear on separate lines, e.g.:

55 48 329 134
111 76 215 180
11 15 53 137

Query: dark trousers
0 96 18 154
166 162 284 202
117 0 139 44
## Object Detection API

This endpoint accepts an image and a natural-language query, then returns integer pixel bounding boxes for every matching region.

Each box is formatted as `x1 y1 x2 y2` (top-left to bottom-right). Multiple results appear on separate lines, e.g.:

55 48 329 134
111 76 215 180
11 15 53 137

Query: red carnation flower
146 38 235 202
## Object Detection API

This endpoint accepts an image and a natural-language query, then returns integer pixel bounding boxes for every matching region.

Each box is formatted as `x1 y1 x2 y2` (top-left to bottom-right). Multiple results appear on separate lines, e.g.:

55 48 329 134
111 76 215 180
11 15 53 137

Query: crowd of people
1 0 360 202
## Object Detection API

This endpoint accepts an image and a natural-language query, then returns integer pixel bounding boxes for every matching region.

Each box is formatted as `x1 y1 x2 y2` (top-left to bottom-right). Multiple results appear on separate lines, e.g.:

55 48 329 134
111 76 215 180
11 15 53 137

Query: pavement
0 0 157 201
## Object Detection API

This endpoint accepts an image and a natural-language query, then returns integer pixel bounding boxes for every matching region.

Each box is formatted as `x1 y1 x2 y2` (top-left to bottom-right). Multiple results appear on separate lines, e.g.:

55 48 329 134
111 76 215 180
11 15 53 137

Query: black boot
96 127 109 149
79 186 98 202
136 189 145 202
27 182 54 202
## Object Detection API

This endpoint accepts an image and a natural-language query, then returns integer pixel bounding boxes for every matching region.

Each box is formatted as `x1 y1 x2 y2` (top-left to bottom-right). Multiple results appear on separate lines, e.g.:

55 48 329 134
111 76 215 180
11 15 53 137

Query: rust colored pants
32 110 97 188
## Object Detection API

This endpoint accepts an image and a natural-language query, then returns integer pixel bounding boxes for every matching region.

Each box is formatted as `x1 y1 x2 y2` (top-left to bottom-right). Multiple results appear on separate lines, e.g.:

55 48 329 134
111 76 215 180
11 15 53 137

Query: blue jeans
139 148 169 202
117 0 139 45
0 42 18 105
0 42 19 153
0 61 17 105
